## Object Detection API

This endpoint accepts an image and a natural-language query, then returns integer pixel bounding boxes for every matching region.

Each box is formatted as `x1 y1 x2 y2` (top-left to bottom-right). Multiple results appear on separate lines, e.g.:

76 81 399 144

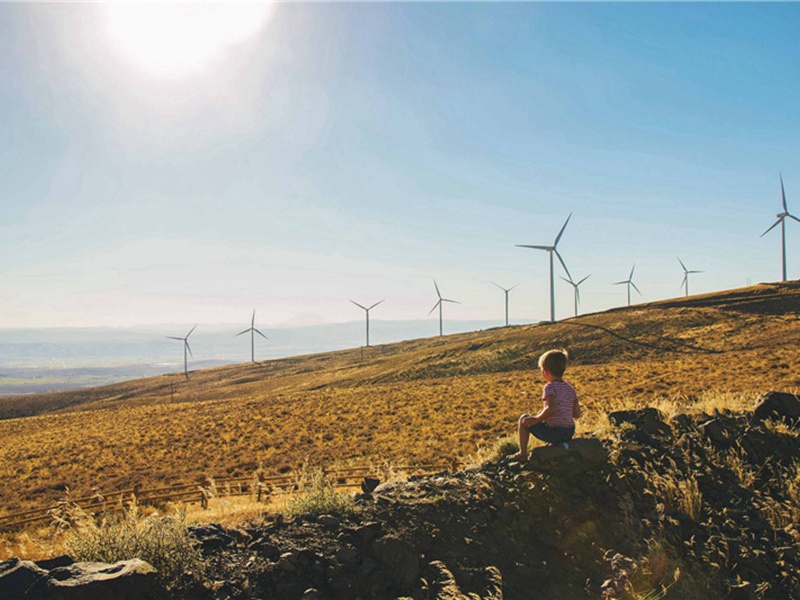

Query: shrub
285 467 358 518
60 499 204 589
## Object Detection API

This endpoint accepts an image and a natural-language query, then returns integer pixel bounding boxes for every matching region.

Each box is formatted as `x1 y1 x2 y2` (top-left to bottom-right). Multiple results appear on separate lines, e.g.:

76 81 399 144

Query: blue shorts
523 414 575 445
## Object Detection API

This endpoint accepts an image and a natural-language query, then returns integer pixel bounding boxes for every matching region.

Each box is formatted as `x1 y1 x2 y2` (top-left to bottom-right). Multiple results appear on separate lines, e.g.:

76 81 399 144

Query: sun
99 3 276 78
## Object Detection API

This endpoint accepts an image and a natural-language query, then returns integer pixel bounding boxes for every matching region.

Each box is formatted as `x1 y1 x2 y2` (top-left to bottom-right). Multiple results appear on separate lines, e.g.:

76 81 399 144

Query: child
509 349 581 461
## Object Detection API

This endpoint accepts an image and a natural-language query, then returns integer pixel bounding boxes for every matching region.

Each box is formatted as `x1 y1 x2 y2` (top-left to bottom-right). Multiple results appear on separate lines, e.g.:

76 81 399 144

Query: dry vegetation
1 282 799 556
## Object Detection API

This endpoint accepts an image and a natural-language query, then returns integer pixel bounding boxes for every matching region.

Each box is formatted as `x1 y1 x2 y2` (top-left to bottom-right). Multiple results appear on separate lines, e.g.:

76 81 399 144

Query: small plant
285 466 358 518
462 435 519 467
59 498 205 589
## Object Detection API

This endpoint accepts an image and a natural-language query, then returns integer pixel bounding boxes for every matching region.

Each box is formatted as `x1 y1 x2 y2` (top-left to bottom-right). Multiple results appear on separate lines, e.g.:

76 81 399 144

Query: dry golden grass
1 281 799 559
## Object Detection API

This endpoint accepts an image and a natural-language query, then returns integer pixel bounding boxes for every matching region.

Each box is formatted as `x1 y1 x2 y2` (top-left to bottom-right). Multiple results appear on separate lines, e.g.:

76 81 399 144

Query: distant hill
0 319 500 395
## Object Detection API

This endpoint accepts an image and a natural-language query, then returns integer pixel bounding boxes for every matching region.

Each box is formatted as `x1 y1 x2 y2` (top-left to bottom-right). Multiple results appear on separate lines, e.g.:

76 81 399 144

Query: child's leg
514 413 532 458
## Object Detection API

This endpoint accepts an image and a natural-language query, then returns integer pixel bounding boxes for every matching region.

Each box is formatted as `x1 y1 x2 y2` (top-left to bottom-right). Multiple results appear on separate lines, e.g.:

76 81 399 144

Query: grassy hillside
1 282 799 520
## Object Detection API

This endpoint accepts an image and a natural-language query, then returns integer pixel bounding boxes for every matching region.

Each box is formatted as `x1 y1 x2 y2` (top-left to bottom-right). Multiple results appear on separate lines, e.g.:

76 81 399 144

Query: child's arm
573 398 582 419
526 396 556 425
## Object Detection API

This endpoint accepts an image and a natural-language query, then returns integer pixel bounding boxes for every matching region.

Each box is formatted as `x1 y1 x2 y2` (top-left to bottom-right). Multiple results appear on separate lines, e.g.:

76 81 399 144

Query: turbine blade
491 281 505 291
612 281 627 286
350 299 367 311
516 244 551 251
251 310 256 327
255 329 269 340
781 173 787 212
185 341 193 357
681 274 687 289
577 274 591 285
443 298 460 304
554 212 572 246
235 329 250 337
689 270 704 274
166 336 183 341
368 300 385 310
186 324 197 338
508 283 519 291
428 301 441 315
554 250 572 281
629 264 636 279
631 281 642 296
677 256 688 272
559 276 574 286
788 213 800 224
761 219 781 237
433 280 442 299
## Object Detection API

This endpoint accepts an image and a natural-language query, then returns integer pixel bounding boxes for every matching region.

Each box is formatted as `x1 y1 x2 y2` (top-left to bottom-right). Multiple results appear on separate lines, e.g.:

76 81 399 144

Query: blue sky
1 2 799 329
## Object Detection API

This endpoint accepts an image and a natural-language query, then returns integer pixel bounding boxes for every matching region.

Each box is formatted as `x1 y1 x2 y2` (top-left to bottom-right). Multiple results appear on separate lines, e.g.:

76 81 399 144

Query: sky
1 2 800 330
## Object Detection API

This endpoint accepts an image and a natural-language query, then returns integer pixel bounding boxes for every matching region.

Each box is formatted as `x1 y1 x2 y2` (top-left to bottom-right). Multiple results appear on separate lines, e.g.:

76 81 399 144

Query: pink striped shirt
542 380 578 428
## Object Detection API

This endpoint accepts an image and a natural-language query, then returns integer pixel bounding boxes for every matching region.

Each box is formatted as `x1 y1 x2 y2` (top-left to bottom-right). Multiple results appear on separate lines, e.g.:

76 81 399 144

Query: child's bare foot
507 452 528 462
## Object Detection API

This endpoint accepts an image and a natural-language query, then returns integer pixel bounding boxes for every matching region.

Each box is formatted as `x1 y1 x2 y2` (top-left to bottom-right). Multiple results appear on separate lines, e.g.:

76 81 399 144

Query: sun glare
100 3 275 78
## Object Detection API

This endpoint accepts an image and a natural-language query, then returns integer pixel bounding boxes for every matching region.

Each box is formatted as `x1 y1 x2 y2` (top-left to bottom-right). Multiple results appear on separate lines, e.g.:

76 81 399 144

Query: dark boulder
752 391 800 425
26 559 157 600
0 558 48 600
371 535 420 588
608 407 672 441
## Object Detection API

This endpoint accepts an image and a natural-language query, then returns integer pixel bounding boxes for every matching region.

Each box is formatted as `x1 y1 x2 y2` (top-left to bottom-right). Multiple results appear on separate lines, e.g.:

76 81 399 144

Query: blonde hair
538 349 569 378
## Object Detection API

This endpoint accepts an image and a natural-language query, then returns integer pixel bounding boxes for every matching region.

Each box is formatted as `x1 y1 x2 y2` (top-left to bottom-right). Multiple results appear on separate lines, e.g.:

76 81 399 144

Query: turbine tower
613 265 641 307
491 282 518 327
516 213 573 323
677 257 703 297
761 174 800 281
350 299 384 347
236 310 268 363
429 280 460 337
167 324 196 380
560 274 591 317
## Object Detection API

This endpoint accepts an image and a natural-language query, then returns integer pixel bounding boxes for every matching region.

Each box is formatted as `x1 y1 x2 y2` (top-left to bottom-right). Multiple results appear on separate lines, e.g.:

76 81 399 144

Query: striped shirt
542 380 578 428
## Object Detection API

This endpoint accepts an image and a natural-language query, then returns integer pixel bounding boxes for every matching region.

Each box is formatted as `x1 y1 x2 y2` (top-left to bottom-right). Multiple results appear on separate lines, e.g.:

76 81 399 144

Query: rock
354 522 383 545
361 477 381 494
371 536 420 588
752 391 800 425
249 537 281 560
0 558 48 600
318 514 340 529
701 418 733 445
189 523 236 552
569 438 609 465
424 560 468 600
34 556 74 571
27 559 157 600
609 408 671 433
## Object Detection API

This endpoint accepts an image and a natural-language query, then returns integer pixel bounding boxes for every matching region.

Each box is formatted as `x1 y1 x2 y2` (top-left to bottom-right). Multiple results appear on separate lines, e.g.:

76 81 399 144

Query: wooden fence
0 463 449 531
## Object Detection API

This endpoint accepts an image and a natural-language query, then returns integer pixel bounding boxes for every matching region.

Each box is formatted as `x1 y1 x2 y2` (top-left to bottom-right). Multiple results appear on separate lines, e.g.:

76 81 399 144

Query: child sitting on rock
509 348 581 461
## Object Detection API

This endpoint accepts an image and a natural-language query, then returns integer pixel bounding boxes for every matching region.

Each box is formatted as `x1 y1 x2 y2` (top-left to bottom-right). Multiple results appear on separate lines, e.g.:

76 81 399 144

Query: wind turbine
761 174 800 281
350 299 384 347
516 213 573 322
560 274 591 317
167 325 196 380
677 257 703 297
613 265 641 307
491 282 518 327
236 310 268 363
429 280 460 337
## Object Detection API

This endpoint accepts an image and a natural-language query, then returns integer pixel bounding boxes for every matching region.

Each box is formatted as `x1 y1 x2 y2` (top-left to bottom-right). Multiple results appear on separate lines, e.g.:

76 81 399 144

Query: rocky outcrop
0 558 157 600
